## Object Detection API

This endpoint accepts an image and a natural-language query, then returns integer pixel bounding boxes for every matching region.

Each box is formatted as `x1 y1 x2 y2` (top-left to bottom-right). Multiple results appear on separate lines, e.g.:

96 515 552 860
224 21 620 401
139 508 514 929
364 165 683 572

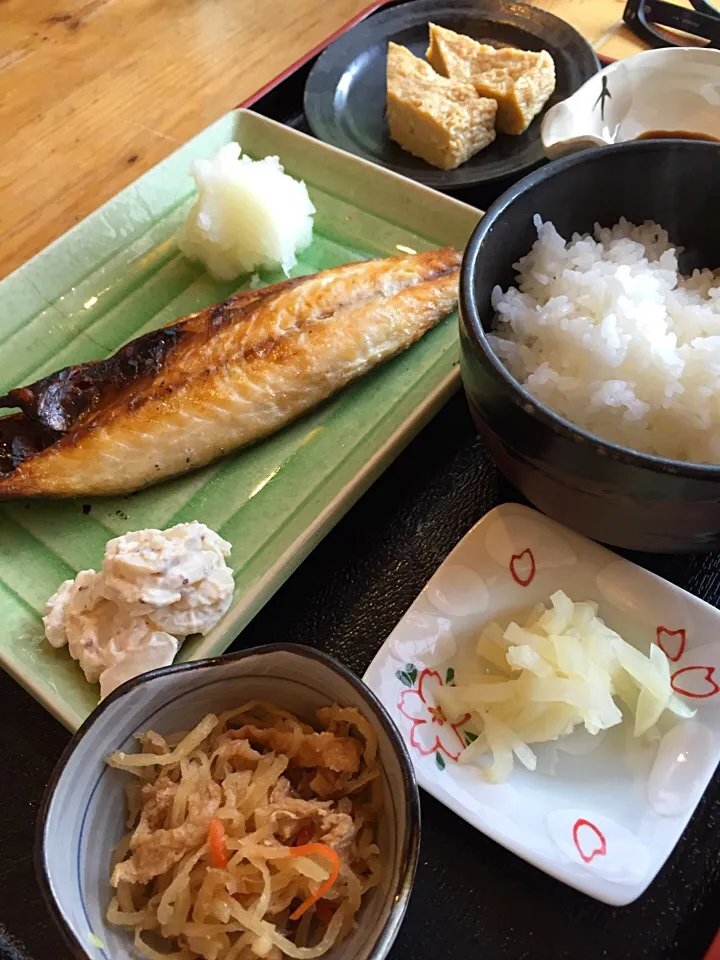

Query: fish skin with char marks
0 248 461 499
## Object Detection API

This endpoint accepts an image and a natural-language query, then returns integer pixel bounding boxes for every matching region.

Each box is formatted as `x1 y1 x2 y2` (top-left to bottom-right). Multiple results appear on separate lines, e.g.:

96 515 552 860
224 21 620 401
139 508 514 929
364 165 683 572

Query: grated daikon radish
178 142 316 281
444 590 695 783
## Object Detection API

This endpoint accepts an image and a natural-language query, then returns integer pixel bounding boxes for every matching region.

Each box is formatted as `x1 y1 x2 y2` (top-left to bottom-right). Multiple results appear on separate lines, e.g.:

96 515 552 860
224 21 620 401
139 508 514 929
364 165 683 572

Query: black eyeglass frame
623 0 720 48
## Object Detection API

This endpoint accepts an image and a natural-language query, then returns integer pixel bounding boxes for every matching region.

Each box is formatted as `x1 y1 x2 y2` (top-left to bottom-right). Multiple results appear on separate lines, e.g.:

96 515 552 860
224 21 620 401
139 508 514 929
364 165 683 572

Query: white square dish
364 503 720 904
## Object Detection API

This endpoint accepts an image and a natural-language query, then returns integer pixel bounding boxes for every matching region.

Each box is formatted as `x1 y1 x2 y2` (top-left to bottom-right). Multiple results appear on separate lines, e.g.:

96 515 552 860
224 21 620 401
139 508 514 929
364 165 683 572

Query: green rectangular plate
0 109 481 730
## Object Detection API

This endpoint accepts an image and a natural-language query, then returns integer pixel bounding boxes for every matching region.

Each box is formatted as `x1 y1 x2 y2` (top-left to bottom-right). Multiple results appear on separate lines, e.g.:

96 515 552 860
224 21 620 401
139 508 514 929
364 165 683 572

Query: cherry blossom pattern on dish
656 626 686 662
510 548 536 587
572 818 607 863
671 666 719 699
546 809 649 885
397 664 472 770
666 641 720 703
485 511 576 586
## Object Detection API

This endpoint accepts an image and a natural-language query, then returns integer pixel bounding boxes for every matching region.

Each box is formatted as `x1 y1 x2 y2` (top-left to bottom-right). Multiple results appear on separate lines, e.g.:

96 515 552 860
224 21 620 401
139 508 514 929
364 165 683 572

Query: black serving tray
244 10 720 956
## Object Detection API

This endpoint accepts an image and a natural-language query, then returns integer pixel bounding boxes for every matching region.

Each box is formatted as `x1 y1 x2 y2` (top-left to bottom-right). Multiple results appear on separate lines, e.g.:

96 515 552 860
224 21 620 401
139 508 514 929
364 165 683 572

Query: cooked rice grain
489 216 720 463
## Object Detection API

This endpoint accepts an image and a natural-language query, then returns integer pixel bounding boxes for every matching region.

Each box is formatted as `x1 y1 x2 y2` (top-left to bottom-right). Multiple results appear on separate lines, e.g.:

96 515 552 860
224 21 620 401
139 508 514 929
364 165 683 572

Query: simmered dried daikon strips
491 715 538 771
476 624 513 673
612 669 640 714
458 732 490 764
435 679 517 718
503 622 558 667
502 702 576 744
537 589 575 635
506 645 553 678
635 685 669 737
571 600 599 631
480 715 524 782
524 602 549 629
613 637 669 702
547 632 592 678
458 715 539 781
582 631 618 676
632 645 671 735
441 590 695 783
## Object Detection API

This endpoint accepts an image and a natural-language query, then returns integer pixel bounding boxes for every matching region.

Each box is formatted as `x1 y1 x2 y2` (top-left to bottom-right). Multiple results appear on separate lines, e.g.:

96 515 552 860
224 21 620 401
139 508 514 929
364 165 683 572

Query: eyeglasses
623 0 720 48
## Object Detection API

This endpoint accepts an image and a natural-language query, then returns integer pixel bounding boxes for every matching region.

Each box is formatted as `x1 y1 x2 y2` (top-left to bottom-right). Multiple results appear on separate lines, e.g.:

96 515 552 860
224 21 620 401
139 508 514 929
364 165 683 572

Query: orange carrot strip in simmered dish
287 843 341 920
208 818 228 869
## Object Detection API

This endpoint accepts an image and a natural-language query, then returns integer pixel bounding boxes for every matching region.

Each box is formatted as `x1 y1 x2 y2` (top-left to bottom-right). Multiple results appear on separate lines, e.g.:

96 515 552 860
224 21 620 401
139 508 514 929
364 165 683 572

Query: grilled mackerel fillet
0 247 460 499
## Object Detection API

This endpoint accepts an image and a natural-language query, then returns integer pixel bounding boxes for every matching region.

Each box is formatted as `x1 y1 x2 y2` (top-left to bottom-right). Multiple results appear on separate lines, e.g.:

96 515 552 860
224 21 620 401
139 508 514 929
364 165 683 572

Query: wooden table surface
0 0 651 281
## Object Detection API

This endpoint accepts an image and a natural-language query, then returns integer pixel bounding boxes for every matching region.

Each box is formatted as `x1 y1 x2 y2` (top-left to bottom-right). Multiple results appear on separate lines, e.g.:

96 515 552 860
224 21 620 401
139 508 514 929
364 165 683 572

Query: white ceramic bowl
36 644 420 960
541 47 720 159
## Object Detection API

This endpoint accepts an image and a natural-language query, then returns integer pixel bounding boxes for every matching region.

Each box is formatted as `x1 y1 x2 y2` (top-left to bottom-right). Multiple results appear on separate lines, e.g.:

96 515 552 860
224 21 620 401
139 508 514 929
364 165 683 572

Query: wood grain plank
535 0 697 59
535 0 630 49
1 0 664 281
0 0 376 279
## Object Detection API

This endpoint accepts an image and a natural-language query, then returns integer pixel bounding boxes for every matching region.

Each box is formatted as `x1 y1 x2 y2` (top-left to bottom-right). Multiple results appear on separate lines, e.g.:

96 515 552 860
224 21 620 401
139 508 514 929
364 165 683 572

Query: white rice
489 216 720 463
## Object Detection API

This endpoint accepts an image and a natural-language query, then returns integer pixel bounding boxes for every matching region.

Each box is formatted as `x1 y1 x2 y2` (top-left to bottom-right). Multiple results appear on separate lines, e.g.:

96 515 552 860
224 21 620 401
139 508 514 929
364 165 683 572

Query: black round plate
304 0 599 189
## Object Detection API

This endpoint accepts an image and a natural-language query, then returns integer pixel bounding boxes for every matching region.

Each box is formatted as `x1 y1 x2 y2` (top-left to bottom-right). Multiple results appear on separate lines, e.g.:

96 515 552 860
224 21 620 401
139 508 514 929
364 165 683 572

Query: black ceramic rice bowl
460 139 720 553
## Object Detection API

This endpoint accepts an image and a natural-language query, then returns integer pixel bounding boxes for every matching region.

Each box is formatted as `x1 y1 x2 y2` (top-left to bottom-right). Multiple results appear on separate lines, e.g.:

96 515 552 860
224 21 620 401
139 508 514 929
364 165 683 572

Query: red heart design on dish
510 548 536 587
671 665 719 699
572 818 607 864
656 626 686 662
